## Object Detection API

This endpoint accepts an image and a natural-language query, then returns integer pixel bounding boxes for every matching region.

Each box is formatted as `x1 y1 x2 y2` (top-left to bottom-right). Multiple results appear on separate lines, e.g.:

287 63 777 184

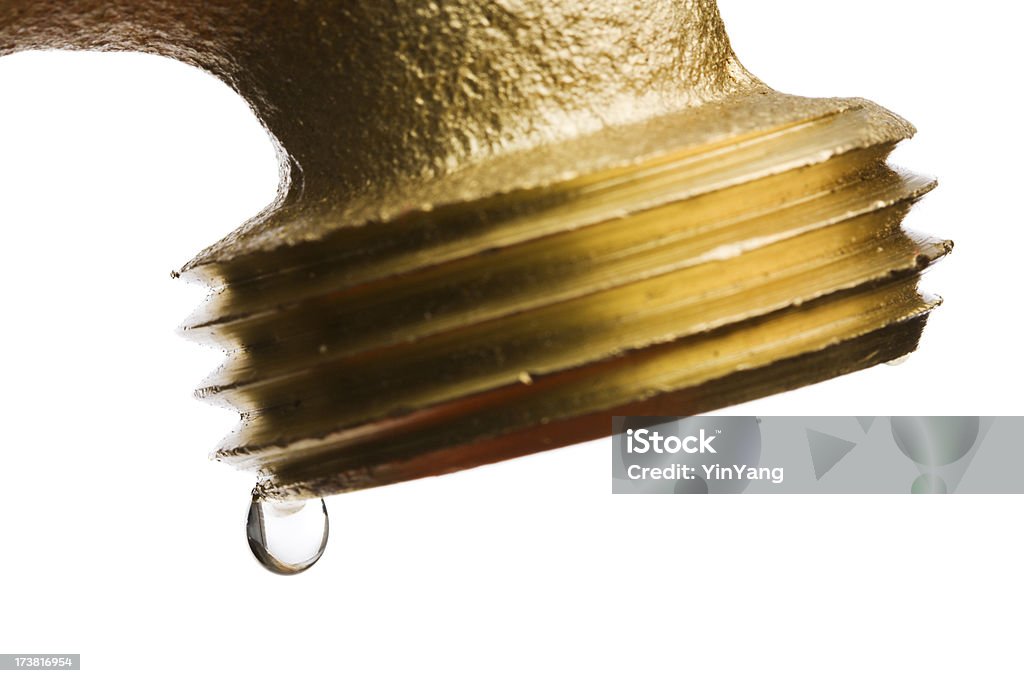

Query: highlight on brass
1 1 949 501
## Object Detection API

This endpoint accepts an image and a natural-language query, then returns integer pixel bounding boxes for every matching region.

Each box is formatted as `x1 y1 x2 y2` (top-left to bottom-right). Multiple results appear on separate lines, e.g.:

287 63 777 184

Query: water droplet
246 494 329 575
886 354 912 366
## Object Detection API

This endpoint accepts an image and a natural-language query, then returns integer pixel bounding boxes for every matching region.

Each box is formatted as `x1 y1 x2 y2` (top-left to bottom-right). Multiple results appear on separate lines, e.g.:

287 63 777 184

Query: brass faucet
1 1 948 499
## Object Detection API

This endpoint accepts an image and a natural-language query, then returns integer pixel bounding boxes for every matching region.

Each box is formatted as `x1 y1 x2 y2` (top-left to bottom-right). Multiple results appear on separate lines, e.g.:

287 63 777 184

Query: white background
0 2 1021 680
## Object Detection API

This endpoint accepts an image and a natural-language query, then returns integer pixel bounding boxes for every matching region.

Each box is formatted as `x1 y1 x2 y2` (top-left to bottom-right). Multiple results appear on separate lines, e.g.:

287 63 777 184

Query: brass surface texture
1 1 949 498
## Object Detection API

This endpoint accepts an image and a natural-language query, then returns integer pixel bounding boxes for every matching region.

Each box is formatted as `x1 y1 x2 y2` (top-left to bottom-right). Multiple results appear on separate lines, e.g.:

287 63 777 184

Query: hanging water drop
246 494 329 575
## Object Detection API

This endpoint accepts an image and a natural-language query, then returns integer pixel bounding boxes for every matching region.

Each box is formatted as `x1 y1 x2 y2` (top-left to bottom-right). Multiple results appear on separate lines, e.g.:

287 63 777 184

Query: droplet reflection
246 495 329 575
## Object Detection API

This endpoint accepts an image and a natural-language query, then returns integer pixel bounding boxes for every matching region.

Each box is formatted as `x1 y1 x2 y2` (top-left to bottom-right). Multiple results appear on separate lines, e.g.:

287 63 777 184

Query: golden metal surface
1 1 949 499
